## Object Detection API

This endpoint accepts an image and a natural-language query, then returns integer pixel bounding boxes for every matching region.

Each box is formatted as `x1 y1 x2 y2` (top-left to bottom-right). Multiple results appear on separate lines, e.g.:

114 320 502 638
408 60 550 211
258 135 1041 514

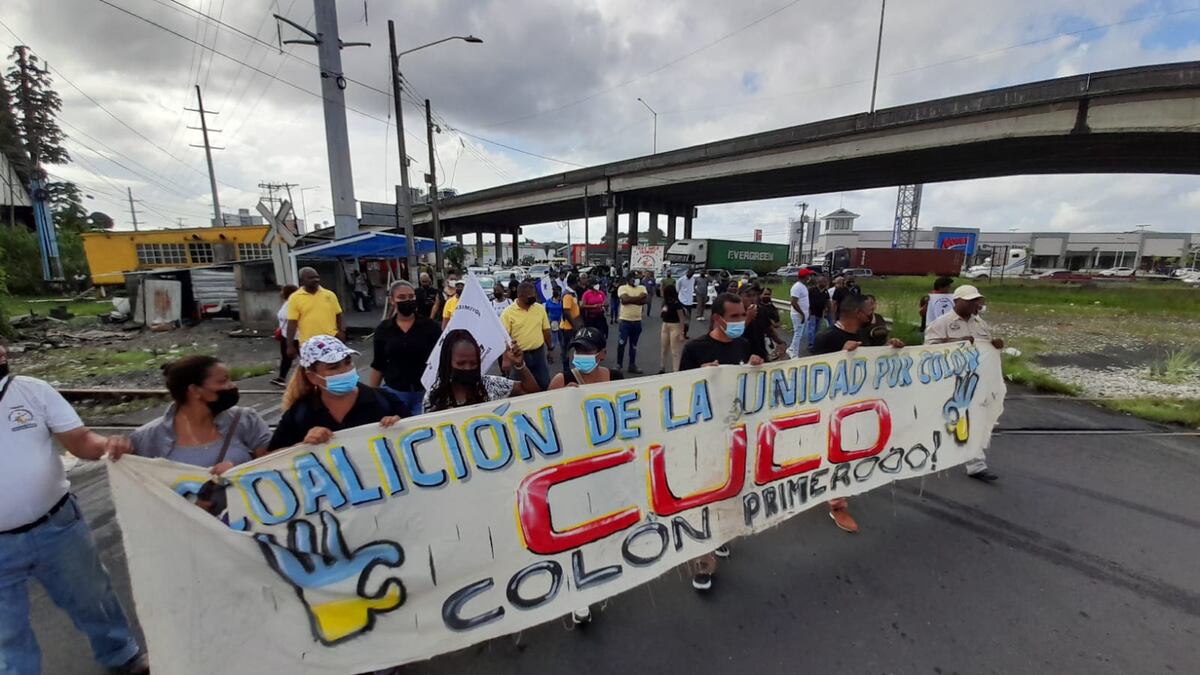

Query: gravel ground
1041 365 1200 398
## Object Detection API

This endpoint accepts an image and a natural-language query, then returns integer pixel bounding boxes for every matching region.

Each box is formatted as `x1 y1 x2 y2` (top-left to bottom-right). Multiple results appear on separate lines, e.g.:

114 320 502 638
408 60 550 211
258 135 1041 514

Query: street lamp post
298 186 319 234
637 97 658 154
387 22 482 282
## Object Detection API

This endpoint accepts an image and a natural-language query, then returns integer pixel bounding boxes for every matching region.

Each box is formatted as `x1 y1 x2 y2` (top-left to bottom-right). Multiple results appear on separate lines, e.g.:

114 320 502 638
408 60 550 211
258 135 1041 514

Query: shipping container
824 247 964 276
665 238 789 274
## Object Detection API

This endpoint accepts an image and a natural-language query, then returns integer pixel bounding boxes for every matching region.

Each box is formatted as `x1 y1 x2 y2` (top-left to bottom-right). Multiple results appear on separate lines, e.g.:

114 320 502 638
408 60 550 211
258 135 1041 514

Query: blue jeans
808 314 833 350
559 328 575 373
380 385 425 417
617 320 643 368
524 345 551 391
0 496 140 674
609 295 620 322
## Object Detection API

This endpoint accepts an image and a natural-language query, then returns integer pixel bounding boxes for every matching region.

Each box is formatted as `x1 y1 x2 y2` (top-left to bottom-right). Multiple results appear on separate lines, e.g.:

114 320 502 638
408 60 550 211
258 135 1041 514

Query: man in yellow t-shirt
557 287 581 370
441 278 465 329
286 267 344 358
501 282 552 390
616 271 648 374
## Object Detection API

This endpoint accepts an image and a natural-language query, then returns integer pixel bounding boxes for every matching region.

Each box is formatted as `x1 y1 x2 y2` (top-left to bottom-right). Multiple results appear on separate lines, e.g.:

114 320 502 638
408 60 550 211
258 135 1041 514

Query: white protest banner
109 343 1005 675
537 273 556 302
420 273 509 390
925 293 955 326
631 245 664 271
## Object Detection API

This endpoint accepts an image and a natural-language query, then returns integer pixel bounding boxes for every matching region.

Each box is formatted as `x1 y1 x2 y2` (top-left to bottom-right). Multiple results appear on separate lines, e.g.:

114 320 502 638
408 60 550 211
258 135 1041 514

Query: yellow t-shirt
285 287 342 343
561 293 579 330
442 295 460 321
617 284 647 322
501 302 550 351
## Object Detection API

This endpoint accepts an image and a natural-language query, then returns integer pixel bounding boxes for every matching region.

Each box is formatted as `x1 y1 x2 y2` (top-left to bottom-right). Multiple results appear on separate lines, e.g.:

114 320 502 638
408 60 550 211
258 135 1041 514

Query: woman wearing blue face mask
548 327 623 390
268 335 408 450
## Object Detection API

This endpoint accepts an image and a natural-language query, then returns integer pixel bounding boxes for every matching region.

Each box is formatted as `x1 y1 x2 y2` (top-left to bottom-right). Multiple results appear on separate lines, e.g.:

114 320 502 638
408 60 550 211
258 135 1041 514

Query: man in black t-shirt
811 293 903 537
679 292 763 594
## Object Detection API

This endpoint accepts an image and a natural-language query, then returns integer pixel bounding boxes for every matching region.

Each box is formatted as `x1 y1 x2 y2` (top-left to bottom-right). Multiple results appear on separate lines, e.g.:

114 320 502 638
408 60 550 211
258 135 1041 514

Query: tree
0 76 29 185
7 46 69 173
445 245 466 272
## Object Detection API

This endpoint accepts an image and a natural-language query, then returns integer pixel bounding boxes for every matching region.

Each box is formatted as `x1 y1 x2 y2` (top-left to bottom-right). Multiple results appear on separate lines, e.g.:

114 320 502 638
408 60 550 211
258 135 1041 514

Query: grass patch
768 276 1200 321
1001 353 1081 395
1147 349 1200 385
1098 398 1200 428
230 362 274 380
20 346 215 383
1 295 113 318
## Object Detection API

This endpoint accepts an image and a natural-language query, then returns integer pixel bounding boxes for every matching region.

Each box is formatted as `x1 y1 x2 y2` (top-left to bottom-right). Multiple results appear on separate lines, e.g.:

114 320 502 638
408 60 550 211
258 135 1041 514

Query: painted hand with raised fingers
255 511 406 645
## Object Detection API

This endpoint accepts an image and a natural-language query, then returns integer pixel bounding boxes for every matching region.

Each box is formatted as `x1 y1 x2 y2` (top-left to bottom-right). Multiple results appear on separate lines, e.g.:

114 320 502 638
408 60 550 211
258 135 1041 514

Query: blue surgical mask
572 354 599 374
321 369 359 395
724 321 746 339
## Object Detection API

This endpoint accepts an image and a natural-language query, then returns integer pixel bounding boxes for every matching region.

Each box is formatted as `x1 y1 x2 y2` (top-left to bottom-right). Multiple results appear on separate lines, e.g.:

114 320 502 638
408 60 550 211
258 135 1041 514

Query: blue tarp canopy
291 231 458 260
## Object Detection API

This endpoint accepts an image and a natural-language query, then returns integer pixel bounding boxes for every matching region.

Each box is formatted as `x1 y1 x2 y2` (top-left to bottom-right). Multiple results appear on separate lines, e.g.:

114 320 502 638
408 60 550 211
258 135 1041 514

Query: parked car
1097 267 1135 277
1172 267 1199 278
1033 270 1093 282
477 275 497 299
841 268 874 278
528 264 552 277
774 265 803 277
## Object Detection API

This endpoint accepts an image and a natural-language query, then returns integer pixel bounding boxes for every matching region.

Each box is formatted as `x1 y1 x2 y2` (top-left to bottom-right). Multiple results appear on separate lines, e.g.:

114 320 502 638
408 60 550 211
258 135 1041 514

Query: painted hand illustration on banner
255 511 406 645
942 372 979 443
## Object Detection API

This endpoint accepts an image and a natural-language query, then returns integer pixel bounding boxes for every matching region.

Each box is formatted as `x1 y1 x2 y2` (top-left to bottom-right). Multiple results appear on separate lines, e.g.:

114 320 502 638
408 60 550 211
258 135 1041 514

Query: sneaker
268 377 287 388
829 507 859 534
115 652 150 674
571 606 592 625
714 545 731 559
968 469 999 483
657 369 666 375
627 366 643 375
691 572 713 592
697 317 706 322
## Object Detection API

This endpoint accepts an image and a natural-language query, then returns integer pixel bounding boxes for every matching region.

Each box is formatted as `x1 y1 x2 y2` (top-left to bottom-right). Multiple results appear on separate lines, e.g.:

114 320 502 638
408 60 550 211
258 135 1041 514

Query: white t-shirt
0 376 83 530
678 277 696 305
491 298 513 316
277 301 290 333
789 281 811 319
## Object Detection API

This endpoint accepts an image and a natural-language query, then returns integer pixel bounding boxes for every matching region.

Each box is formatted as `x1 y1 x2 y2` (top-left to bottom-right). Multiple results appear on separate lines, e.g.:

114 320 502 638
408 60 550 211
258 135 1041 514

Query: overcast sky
5 0 1200 245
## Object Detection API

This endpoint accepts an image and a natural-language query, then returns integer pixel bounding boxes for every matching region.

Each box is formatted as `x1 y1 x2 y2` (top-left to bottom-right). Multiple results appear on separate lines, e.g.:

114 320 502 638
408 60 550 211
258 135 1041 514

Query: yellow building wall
82 225 270 285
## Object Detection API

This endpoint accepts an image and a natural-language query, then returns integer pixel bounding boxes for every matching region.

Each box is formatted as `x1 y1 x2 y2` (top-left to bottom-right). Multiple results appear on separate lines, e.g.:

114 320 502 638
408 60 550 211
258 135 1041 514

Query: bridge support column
512 229 520 265
629 209 640 247
606 201 618 265
648 212 660 245
475 232 483 261
684 208 694 239
494 235 503 265
667 211 677 244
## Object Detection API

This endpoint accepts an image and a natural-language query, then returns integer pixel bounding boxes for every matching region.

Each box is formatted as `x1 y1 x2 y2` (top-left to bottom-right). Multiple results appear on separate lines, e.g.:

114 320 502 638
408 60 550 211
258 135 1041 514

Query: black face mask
449 368 481 386
207 387 239 416
521 297 536 307
395 300 416 316
0 363 8 381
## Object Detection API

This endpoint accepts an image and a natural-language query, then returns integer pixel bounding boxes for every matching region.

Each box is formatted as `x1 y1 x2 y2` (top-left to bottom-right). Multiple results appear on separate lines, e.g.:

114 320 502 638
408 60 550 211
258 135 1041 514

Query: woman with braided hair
421 329 540 413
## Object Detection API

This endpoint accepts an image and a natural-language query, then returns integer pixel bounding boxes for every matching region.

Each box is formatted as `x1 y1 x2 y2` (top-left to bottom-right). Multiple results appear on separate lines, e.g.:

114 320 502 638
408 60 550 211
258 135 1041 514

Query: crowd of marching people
1 261 1005 673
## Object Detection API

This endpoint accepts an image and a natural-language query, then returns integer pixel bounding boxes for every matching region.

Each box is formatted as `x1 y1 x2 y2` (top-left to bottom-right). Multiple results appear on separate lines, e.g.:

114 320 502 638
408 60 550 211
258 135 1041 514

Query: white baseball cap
299 335 359 368
953 285 984 301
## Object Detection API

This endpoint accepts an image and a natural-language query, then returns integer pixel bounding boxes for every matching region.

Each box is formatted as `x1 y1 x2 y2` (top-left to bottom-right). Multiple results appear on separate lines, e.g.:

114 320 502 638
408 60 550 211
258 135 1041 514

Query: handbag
194 408 242 517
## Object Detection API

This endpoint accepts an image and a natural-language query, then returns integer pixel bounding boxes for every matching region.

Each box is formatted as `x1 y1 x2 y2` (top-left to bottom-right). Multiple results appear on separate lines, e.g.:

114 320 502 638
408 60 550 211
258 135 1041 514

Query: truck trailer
665 238 789 275
823 247 965 276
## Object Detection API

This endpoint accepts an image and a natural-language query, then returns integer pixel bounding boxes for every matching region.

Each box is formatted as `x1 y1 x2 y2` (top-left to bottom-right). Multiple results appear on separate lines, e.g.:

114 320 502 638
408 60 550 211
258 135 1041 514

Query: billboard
934 229 978 256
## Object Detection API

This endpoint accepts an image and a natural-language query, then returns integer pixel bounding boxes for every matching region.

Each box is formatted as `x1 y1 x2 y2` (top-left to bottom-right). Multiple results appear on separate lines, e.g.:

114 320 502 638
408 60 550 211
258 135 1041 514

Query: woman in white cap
269 335 407 450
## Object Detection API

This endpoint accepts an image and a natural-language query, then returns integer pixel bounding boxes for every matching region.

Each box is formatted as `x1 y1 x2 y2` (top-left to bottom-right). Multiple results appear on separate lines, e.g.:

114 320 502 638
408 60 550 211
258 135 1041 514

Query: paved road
30 308 1200 674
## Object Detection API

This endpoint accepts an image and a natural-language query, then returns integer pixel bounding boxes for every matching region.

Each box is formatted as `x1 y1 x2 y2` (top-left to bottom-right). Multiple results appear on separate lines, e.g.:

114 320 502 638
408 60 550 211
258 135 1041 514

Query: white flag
538 273 555 302
421 273 510 390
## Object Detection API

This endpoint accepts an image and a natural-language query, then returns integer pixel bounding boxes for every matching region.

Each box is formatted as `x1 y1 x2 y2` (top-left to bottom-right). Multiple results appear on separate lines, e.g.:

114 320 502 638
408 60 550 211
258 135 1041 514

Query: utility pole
15 45 62 280
869 0 886 115
275 0 370 239
388 20 418 283
425 99 445 275
583 186 589 266
186 85 223 226
126 187 140 231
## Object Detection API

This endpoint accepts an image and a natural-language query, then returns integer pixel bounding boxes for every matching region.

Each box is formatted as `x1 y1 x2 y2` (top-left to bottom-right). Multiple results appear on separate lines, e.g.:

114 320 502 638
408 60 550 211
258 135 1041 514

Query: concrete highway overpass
368 61 1200 262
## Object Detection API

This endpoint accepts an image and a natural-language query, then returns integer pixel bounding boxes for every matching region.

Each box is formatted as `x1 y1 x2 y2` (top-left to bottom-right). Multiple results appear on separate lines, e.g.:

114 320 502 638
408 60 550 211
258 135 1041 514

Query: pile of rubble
6 314 137 353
